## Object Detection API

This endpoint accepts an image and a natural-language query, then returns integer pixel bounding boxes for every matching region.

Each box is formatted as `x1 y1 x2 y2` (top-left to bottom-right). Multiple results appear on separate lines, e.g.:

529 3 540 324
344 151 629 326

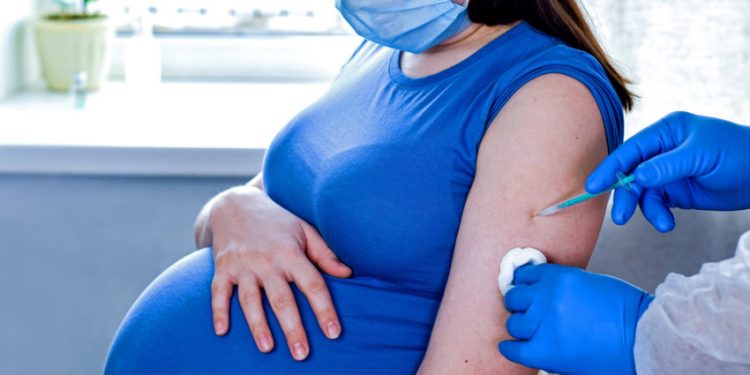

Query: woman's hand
194 184 352 361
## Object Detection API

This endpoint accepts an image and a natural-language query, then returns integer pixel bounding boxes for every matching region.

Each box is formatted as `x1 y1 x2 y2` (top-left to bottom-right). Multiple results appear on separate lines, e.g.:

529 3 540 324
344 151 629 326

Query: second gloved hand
586 112 750 232
498 264 654 375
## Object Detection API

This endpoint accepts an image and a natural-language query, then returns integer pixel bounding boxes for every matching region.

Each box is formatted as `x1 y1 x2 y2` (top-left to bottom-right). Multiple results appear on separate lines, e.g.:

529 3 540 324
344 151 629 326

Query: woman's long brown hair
468 0 634 111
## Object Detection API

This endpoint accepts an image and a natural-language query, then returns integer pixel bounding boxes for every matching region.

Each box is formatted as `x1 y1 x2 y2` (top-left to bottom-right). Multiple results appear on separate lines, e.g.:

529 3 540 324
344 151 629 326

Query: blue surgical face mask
336 0 472 54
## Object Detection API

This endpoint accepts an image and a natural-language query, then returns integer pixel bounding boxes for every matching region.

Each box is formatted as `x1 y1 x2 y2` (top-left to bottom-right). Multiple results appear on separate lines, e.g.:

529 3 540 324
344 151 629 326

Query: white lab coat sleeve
633 231 750 375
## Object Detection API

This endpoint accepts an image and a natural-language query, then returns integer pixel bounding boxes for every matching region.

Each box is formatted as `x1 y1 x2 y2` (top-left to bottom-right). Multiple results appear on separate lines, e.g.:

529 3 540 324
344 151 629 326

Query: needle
534 173 635 217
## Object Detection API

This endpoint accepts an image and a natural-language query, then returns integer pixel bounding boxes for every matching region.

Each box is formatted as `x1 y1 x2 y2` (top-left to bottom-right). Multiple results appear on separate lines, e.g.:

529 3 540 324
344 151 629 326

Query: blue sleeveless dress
105 22 623 374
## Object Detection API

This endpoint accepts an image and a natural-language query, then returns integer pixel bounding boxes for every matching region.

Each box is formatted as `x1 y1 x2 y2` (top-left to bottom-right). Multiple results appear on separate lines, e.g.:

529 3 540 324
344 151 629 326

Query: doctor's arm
417 74 610 374
496 112 750 375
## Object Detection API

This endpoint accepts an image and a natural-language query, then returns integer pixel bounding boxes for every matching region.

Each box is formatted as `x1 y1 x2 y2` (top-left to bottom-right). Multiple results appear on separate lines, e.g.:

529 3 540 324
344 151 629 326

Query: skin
194 3 610 371
406 5 610 372
194 177 351 360
415 74 609 373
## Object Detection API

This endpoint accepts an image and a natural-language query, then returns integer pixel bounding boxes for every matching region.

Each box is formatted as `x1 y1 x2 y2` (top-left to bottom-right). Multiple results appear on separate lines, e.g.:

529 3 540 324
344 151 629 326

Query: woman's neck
400 22 520 79
431 23 501 52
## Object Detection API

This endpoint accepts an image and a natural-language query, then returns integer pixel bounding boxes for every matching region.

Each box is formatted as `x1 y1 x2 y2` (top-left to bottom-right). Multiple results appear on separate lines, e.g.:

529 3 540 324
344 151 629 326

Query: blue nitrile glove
586 111 750 232
498 264 654 375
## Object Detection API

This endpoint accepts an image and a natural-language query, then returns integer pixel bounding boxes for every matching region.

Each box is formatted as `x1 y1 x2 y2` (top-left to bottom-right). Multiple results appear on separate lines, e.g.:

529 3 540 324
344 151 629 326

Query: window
108 0 362 82
116 0 350 36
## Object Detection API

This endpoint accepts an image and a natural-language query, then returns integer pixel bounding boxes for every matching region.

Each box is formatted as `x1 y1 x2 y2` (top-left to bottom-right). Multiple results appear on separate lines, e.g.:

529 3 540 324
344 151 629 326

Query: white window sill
0 82 329 177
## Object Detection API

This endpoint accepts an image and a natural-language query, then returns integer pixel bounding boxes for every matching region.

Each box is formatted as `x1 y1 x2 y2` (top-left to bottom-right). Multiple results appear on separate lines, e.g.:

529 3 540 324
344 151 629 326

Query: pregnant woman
105 0 633 373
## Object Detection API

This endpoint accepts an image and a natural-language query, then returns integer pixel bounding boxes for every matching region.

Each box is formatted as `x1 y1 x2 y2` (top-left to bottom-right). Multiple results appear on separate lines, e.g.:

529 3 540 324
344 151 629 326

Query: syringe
534 172 635 217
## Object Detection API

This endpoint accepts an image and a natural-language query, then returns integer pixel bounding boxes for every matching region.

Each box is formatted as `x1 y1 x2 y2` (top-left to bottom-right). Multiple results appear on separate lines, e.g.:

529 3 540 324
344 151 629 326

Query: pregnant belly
105 248 442 375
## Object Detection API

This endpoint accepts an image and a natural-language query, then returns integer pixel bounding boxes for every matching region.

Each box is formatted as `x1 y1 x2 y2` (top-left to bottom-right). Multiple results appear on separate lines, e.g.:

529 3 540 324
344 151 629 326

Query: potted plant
35 0 113 91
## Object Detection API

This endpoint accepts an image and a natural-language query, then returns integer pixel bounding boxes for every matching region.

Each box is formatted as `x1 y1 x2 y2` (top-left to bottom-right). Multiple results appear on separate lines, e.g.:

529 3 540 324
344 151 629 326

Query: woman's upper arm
418 74 612 374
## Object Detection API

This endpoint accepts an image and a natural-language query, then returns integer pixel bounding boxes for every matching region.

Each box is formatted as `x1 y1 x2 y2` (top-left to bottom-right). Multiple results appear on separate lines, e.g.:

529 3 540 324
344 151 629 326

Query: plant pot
35 17 113 92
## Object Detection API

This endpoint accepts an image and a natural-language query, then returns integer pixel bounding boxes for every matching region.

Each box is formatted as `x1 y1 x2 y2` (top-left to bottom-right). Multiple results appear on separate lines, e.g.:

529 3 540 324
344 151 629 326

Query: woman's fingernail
292 342 308 360
258 335 272 352
214 320 226 335
327 321 341 339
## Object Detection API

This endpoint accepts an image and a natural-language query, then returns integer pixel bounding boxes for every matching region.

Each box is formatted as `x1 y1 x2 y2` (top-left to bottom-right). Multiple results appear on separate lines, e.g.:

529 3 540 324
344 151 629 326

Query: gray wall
1 174 749 375
0 174 247 375
588 207 750 292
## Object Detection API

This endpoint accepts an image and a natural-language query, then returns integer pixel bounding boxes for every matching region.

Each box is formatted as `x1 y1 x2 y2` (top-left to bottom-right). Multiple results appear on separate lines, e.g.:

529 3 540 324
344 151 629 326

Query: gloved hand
586 111 750 232
498 264 654 375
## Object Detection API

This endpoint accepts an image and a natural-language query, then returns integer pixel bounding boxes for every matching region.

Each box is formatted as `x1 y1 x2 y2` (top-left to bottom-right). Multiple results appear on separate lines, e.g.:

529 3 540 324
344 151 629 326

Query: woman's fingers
263 276 310 361
211 274 233 336
300 221 352 278
237 277 274 353
292 260 342 340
